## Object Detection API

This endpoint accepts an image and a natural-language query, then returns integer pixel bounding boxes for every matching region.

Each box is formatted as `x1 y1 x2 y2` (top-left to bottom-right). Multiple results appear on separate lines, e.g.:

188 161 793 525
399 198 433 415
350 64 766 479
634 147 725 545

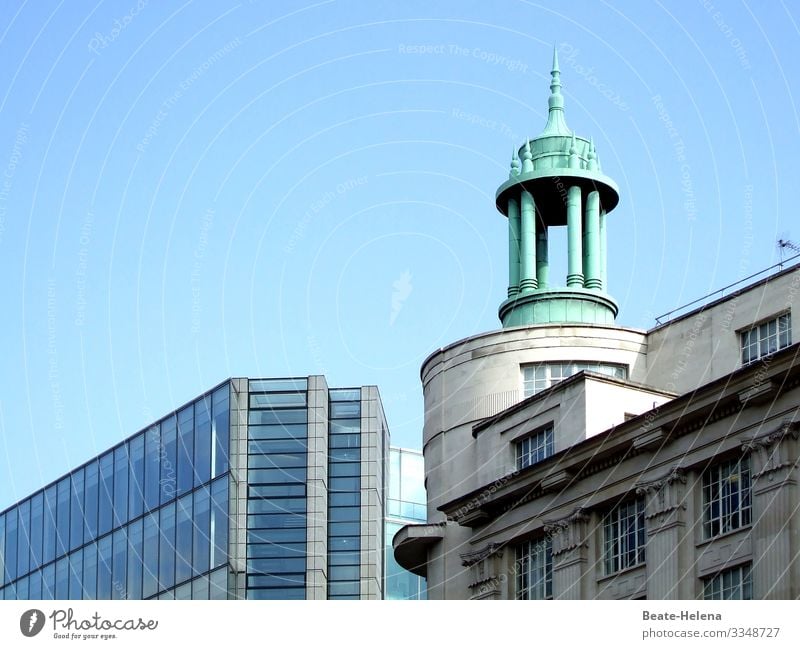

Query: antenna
778 238 800 266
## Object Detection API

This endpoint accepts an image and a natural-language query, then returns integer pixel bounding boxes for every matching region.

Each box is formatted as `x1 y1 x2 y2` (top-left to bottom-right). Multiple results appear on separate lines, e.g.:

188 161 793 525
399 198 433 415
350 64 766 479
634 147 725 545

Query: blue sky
0 0 798 508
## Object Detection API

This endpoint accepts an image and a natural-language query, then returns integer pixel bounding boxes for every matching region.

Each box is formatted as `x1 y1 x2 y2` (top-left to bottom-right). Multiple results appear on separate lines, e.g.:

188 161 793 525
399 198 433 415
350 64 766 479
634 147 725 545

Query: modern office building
393 50 800 599
0 375 394 600
385 448 426 599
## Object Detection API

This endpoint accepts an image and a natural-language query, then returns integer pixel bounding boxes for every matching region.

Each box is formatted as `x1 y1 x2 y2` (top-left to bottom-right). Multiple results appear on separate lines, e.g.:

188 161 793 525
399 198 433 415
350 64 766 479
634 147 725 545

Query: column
507 197 521 298
635 469 692 599
599 208 607 290
536 218 548 289
742 423 799 599
544 508 589 599
583 190 601 289
519 190 537 292
306 375 329 600
566 185 583 287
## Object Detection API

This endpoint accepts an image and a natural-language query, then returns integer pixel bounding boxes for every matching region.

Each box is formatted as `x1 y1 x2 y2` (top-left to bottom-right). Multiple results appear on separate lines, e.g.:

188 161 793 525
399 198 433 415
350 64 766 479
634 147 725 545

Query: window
516 426 554 470
604 498 646 574
516 538 552 600
703 456 751 538
741 312 791 365
522 362 628 397
703 564 752 600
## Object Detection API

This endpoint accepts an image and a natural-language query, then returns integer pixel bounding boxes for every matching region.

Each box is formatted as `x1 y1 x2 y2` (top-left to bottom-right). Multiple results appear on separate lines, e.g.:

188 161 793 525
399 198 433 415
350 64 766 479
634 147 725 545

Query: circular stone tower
496 48 619 327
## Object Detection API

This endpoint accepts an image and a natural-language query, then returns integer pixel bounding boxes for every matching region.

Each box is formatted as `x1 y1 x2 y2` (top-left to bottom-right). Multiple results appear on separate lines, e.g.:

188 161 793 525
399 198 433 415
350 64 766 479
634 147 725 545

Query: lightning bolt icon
28 612 38 632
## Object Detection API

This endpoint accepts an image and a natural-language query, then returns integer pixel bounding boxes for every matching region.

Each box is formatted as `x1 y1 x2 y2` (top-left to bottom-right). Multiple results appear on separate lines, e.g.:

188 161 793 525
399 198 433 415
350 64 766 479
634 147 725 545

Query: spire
539 45 570 137
521 139 533 173
510 147 520 178
568 131 580 169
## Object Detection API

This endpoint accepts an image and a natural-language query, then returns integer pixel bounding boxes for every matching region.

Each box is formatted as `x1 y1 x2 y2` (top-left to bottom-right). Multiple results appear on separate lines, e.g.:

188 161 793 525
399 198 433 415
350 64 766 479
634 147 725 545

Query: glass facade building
385 448 427 600
0 376 407 600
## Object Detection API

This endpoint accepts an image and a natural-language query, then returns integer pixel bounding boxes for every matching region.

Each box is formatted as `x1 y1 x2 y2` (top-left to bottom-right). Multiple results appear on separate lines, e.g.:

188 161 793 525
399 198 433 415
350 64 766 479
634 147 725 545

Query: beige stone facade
395 264 800 599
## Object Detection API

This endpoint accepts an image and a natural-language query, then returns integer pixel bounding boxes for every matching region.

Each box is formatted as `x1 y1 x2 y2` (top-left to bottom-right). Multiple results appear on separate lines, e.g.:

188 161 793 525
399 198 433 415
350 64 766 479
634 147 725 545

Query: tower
497 47 619 327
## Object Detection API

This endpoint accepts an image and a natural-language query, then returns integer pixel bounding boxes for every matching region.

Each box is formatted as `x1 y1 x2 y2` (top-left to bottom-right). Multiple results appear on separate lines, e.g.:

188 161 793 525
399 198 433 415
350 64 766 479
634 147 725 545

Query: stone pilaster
461 543 505 600
544 508 589 599
741 421 799 599
306 375 329 600
635 467 691 599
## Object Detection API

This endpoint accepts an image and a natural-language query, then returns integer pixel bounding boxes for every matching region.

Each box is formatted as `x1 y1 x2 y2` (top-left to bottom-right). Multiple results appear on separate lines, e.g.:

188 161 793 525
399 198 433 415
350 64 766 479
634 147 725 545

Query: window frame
515 425 554 470
603 497 646 575
516 537 553 600
522 361 628 397
702 456 752 540
703 563 752 600
739 311 792 366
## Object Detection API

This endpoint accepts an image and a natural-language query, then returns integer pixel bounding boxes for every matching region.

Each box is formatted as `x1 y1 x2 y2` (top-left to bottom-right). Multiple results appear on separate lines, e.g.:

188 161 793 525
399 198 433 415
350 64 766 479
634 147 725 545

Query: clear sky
0 0 798 509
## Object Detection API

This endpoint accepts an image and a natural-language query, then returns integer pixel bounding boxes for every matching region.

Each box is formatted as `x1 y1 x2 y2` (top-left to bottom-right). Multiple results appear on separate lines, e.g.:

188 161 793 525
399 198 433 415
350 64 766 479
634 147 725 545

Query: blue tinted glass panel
211 478 228 569
160 416 178 504
247 514 306 529
128 435 145 520
177 406 194 496
0 513 5 586
328 551 360 566
84 461 99 543
82 542 97 599
142 514 159 598
329 492 359 507
248 468 306 484
175 493 193 585
329 463 359 477
69 470 84 552
329 536 360 552
248 453 306 469
17 499 30 578
329 507 360 522
31 499 47 576
247 528 306 544
56 477 71 557
69 550 83 600
16 575 29 599
191 574 209 600
249 378 307 392
247 543 306 559
194 398 212 486
329 448 360 462
329 432 360 447
42 486 57 566
247 574 305 588
249 393 307 409
329 389 361 401
111 529 127 600
5 508 18 582
113 446 129 527
42 561 55 599
329 477 359 492
247 586 305 600
212 386 230 478
329 565 359 581
247 424 307 440
126 518 143 600
55 556 69 599
248 409 306 426
98 453 114 536
248 439 307 455
329 522 359 537
192 487 210 575
209 567 228 600
248 498 306 514
144 425 161 511
159 502 175 591
246 557 306 574
248 484 305 498
29 570 42 600
329 580 359 596
97 534 112 599
329 420 360 434
330 402 361 419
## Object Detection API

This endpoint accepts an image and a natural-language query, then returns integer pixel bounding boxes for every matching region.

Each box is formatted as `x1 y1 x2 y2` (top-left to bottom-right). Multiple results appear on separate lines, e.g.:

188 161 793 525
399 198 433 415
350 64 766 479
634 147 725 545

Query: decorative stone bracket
461 543 506 599
635 466 687 522
543 508 589 557
741 420 800 481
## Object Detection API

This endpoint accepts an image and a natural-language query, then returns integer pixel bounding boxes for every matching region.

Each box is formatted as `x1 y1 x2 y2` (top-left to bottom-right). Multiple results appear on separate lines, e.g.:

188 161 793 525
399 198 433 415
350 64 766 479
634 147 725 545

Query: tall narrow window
604 498 646 574
516 537 552 600
703 456 751 538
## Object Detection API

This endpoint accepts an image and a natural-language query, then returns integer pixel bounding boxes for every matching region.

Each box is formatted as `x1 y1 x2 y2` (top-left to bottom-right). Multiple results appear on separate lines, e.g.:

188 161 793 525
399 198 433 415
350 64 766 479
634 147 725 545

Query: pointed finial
552 44 560 74
587 137 597 171
510 147 520 177
521 139 533 173
568 131 580 169
569 131 577 155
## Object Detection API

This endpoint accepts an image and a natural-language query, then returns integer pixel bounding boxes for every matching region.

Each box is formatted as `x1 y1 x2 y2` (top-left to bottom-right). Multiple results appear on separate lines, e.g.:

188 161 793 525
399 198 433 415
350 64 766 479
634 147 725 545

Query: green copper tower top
495 47 620 327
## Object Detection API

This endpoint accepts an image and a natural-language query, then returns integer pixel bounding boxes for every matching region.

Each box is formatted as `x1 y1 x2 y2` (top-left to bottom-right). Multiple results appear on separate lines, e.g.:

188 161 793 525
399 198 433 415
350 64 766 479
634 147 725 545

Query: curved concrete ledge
392 522 445 578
